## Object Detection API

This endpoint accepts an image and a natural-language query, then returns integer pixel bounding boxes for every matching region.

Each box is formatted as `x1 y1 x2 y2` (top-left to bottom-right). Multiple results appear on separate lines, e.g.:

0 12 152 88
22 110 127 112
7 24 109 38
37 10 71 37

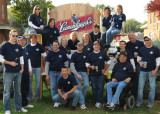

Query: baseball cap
119 51 128 57
77 42 84 46
144 35 151 40
17 36 25 41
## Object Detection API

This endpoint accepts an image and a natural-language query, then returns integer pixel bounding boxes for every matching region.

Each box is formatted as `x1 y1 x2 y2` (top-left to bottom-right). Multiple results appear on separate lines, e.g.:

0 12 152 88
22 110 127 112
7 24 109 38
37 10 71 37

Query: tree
8 0 54 34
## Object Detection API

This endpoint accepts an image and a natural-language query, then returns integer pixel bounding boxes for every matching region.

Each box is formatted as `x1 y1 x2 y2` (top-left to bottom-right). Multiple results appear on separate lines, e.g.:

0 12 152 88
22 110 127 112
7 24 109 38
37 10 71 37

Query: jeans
106 28 121 45
106 81 127 104
49 71 61 99
3 73 22 111
90 74 104 104
28 67 41 100
52 90 80 106
137 71 156 105
74 72 89 105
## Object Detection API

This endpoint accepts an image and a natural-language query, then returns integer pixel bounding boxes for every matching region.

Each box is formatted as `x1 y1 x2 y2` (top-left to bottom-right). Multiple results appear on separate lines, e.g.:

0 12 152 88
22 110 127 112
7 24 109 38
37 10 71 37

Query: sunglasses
144 40 150 41
12 35 18 37
35 8 40 10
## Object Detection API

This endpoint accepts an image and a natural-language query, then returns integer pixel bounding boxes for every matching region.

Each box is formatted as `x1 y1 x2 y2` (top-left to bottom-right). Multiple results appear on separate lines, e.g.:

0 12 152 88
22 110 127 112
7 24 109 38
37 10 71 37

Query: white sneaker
20 108 28 112
147 104 153 108
25 104 34 108
80 104 87 109
53 102 61 108
95 103 102 108
5 110 11 114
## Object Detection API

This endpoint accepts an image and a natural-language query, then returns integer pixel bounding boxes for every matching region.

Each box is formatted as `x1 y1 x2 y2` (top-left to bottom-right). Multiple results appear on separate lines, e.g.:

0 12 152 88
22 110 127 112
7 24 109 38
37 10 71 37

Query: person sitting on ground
90 24 101 43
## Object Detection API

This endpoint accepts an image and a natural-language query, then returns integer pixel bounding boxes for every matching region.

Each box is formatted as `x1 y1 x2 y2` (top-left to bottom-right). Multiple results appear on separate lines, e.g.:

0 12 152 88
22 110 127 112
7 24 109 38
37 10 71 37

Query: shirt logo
36 48 39 51
59 55 62 58
117 25 119 27
135 46 138 49
26 52 28 55
87 48 90 51
119 17 122 20
150 51 153 54
67 81 70 84
54 31 57 34
15 48 19 52
99 56 102 59
83 56 86 59
40 19 42 22
123 67 126 70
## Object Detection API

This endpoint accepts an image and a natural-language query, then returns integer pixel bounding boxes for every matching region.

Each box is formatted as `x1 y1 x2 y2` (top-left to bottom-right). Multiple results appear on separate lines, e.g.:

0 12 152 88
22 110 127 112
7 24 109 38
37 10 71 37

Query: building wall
0 0 7 24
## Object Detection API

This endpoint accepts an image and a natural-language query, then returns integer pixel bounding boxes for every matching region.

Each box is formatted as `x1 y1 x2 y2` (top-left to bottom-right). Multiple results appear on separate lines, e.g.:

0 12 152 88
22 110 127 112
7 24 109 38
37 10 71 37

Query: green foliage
152 39 160 50
8 0 55 34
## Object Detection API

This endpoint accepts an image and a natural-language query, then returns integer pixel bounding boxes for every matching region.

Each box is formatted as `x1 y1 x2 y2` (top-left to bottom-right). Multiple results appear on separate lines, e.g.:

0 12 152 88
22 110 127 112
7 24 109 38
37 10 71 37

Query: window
2 5 4 20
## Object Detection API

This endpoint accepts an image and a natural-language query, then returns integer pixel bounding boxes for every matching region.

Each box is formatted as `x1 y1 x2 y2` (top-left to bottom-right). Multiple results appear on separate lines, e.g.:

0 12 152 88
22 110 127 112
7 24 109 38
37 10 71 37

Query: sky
51 0 151 23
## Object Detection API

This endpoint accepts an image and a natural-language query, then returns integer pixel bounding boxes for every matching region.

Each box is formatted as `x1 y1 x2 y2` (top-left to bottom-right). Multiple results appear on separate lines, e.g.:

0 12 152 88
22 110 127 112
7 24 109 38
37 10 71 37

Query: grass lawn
1 76 160 114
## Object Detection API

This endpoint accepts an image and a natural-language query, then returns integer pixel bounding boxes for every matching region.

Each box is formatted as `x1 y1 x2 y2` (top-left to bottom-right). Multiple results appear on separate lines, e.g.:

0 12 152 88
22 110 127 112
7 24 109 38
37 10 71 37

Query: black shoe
64 99 70 107
70 106 76 111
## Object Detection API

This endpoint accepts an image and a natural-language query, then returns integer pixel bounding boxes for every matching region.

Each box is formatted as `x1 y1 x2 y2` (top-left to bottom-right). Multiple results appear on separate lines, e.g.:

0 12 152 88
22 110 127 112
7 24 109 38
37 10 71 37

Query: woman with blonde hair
59 37 70 54
82 33 93 53
68 32 80 50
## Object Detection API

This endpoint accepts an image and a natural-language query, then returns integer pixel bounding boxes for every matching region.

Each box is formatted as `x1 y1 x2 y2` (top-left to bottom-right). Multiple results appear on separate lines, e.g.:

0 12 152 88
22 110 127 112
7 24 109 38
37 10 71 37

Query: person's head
30 35 37 44
103 7 111 16
144 36 152 47
128 31 136 43
33 5 41 16
93 24 100 33
77 42 84 51
119 51 127 63
48 18 55 28
115 4 123 14
60 37 68 47
9 29 18 43
93 41 100 52
82 33 91 43
70 32 78 42
61 67 68 77
120 40 126 50
17 36 26 47
53 40 60 51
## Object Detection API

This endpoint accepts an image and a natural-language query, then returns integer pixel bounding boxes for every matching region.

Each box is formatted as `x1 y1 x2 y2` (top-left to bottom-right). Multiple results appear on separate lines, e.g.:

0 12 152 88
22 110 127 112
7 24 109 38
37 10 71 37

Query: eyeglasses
35 8 40 10
144 40 150 41
12 35 18 37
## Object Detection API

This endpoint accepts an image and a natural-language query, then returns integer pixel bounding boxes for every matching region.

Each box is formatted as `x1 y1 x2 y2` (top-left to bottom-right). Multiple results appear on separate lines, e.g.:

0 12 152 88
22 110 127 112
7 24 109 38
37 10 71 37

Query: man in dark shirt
136 36 160 108
52 67 80 110
106 52 134 111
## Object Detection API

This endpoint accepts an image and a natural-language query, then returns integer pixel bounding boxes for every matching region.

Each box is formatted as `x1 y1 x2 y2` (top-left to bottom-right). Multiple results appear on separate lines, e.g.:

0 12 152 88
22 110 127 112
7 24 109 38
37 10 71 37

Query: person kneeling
106 52 134 111
52 67 80 110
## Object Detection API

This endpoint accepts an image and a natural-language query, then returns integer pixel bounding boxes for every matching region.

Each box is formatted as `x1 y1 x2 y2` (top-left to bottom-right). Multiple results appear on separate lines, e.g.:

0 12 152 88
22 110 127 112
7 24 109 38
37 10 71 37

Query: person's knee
106 82 112 88
74 90 80 97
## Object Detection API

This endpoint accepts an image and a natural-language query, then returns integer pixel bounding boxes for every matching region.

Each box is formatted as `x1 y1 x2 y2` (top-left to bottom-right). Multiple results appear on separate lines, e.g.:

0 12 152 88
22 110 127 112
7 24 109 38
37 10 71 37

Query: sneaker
5 110 11 114
54 102 61 108
24 104 34 108
147 104 153 108
16 108 28 112
95 103 102 108
80 104 87 109
109 103 115 111
35 99 39 103
70 106 76 110
105 102 111 108
136 104 141 107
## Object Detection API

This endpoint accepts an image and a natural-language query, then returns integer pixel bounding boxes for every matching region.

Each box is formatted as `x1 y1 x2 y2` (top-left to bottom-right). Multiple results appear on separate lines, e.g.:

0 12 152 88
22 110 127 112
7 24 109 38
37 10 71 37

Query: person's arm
20 56 24 73
45 62 50 81
28 59 32 76
70 63 78 75
58 89 63 98
137 56 143 67
28 21 38 29
130 59 136 71
66 85 78 95
122 21 125 33
41 52 47 72
151 57 160 77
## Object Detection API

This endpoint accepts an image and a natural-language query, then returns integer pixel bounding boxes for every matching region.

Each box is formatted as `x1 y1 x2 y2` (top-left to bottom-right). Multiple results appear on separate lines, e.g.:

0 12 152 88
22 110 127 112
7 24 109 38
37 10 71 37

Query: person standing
90 24 101 43
0 30 27 114
136 36 160 108
68 32 80 50
82 33 93 53
86 41 110 108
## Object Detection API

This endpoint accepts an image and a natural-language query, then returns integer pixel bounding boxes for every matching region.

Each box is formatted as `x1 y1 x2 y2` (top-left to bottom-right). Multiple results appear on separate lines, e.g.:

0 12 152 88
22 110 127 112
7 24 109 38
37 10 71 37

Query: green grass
1 76 160 114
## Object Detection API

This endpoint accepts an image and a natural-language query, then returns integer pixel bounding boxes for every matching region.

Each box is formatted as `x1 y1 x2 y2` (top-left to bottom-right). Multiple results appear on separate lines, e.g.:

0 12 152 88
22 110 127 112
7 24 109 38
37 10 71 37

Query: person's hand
134 69 136 72
77 74 82 80
90 65 95 70
20 69 24 74
46 75 50 81
151 70 157 77
115 55 119 59
134 54 138 58
125 78 131 83
37 27 43 30
139 62 143 67
10 62 18 67
68 69 71 74
112 78 117 82
63 93 68 100
102 69 105 74
29 72 32 77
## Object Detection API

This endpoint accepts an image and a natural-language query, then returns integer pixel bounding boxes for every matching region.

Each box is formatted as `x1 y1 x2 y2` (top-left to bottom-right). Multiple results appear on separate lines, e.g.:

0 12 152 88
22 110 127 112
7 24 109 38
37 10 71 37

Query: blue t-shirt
59 45 71 54
26 43 45 68
102 15 112 30
126 40 144 65
112 61 133 82
28 14 43 27
87 50 110 76
90 32 101 43
22 48 30 74
46 50 68 71
70 51 89 72
83 42 93 53
138 46 160 72
58 75 78 92
111 13 126 30
0 42 23 73
68 39 80 50
44 26 60 44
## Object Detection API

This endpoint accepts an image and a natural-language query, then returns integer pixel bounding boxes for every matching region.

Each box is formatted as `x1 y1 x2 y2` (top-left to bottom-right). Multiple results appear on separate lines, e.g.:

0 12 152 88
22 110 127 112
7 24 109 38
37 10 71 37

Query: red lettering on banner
56 14 94 36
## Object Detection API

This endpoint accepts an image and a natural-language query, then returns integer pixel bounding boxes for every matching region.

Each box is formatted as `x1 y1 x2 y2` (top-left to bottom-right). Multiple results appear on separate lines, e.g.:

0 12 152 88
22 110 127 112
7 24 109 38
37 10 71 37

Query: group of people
1 4 160 114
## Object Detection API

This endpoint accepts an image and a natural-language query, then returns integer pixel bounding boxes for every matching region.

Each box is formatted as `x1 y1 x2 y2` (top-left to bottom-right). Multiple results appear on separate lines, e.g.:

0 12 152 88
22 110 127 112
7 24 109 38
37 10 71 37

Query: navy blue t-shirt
70 51 89 72
111 13 126 30
87 50 110 76
90 32 101 43
28 14 43 27
68 39 80 50
59 45 71 54
46 50 68 71
0 42 23 73
83 42 93 53
44 26 60 44
112 61 133 82
138 46 160 72
126 40 144 65
58 75 78 92
22 48 30 74
26 43 45 68
102 15 112 30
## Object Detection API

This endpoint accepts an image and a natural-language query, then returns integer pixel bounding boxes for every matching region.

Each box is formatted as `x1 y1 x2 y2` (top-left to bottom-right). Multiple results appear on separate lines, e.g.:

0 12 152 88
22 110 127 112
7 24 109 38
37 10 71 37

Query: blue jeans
3 73 22 111
137 71 156 105
90 74 104 103
49 71 61 99
74 72 89 105
106 81 127 104
28 67 41 100
106 28 121 45
52 90 80 106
